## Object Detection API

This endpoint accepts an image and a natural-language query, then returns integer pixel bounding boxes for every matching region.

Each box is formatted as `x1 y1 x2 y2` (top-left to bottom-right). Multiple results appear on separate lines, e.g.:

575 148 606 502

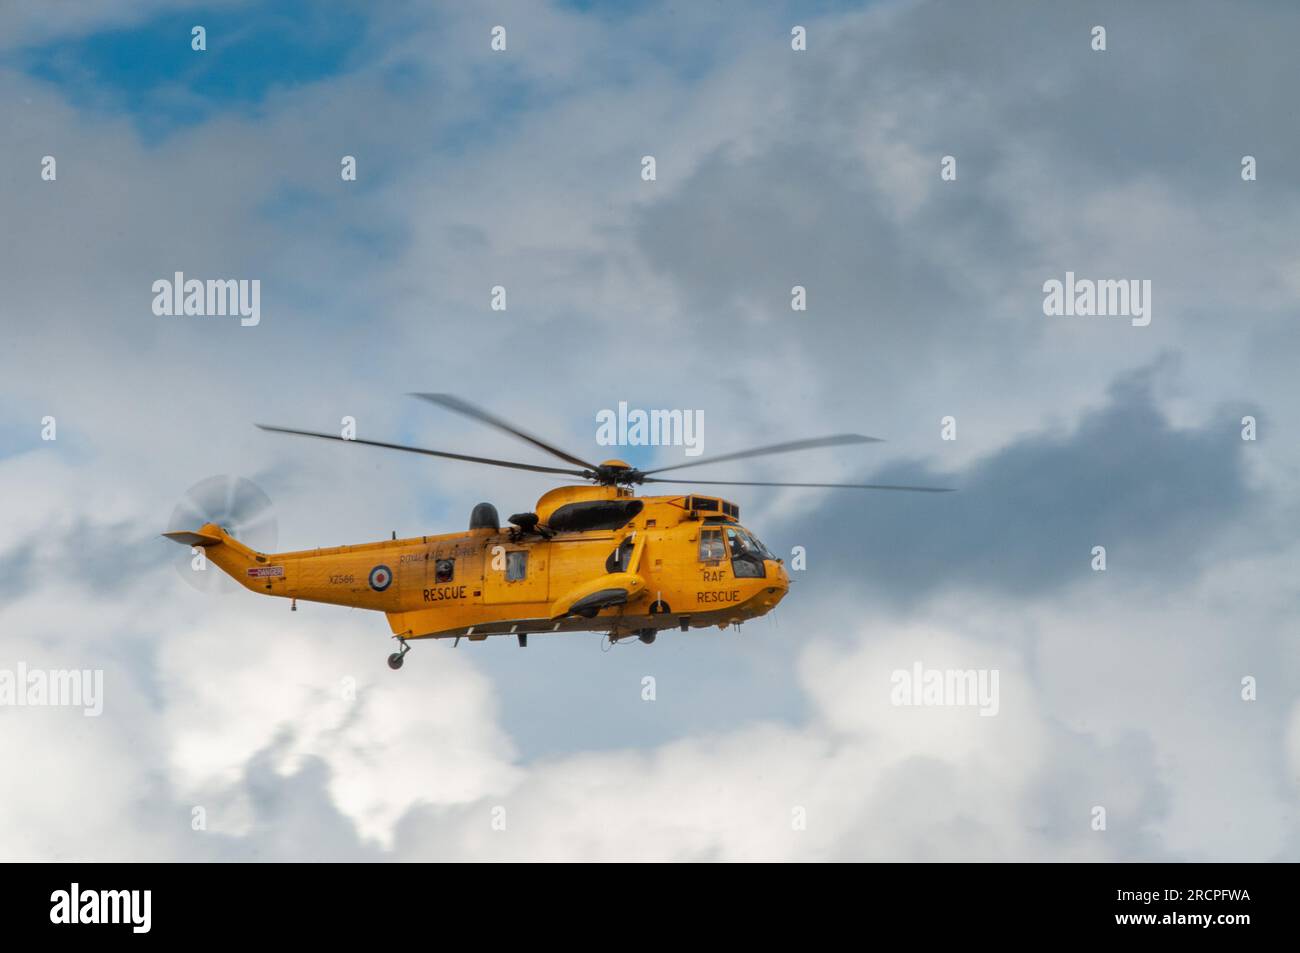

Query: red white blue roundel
368 565 393 592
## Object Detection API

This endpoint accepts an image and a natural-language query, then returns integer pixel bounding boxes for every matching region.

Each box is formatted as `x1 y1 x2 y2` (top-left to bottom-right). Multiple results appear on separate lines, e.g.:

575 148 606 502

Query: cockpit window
726 527 767 578
726 527 773 558
744 529 775 560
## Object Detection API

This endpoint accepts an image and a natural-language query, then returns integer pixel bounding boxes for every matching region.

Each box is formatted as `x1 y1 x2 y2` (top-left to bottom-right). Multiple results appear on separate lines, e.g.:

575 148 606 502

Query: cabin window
606 537 635 574
435 559 455 583
699 529 725 562
506 550 528 581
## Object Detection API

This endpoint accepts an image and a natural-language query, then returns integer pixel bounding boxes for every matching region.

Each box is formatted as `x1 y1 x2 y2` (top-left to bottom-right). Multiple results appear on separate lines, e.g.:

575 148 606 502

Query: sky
1 0 1298 861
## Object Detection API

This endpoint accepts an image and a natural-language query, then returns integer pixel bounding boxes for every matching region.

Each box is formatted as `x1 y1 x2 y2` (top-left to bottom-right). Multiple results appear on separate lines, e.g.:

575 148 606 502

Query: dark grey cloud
774 362 1262 602
198 744 382 862
0 520 166 601
632 0 1300 417
1015 729 1173 862
848 0 1300 194
636 142 1031 354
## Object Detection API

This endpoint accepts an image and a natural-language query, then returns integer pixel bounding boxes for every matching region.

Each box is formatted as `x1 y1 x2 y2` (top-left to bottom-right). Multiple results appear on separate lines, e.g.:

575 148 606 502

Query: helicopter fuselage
196 484 789 643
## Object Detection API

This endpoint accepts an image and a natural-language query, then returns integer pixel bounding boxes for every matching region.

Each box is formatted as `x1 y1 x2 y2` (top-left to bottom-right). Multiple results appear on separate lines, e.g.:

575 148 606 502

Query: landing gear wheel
638 629 657 644
388 636 410 671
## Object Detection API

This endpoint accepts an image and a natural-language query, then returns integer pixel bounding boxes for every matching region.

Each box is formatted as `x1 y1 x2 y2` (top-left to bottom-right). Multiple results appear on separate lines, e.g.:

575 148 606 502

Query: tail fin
162 523 266 588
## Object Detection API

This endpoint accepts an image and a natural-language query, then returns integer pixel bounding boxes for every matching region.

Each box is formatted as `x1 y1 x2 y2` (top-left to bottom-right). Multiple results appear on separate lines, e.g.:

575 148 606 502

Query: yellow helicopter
163 395 951 669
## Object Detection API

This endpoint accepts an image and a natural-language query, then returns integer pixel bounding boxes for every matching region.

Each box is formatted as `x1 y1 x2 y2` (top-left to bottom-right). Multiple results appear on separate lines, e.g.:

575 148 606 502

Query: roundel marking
369 564 393 592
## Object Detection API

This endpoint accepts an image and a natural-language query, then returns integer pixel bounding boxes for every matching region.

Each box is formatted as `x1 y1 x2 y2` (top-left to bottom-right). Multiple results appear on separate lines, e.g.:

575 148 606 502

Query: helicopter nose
753 562 789 614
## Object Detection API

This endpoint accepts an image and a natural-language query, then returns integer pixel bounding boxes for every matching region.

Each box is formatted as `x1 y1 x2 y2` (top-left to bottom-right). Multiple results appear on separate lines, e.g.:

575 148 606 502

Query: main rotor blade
255 424 590 477
409 393 601 471
641 434 882 476
642 477 954 492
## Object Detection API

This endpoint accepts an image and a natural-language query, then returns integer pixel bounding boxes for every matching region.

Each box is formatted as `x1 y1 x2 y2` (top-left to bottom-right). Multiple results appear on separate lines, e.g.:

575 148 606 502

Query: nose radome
758 564 790 613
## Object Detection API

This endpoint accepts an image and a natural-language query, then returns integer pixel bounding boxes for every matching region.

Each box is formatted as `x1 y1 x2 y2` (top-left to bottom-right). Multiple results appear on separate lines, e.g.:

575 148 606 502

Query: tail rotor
166 475 277 593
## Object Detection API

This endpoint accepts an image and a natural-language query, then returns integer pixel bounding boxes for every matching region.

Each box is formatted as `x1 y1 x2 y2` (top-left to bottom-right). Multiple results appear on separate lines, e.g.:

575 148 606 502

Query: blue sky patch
15 0 366 137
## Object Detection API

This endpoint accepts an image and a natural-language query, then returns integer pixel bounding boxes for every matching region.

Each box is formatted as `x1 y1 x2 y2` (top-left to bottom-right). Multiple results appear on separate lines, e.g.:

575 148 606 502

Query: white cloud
157 611 521 847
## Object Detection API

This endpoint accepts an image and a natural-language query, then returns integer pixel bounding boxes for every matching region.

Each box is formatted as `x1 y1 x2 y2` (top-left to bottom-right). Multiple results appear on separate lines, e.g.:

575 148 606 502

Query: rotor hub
590 460 644 486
